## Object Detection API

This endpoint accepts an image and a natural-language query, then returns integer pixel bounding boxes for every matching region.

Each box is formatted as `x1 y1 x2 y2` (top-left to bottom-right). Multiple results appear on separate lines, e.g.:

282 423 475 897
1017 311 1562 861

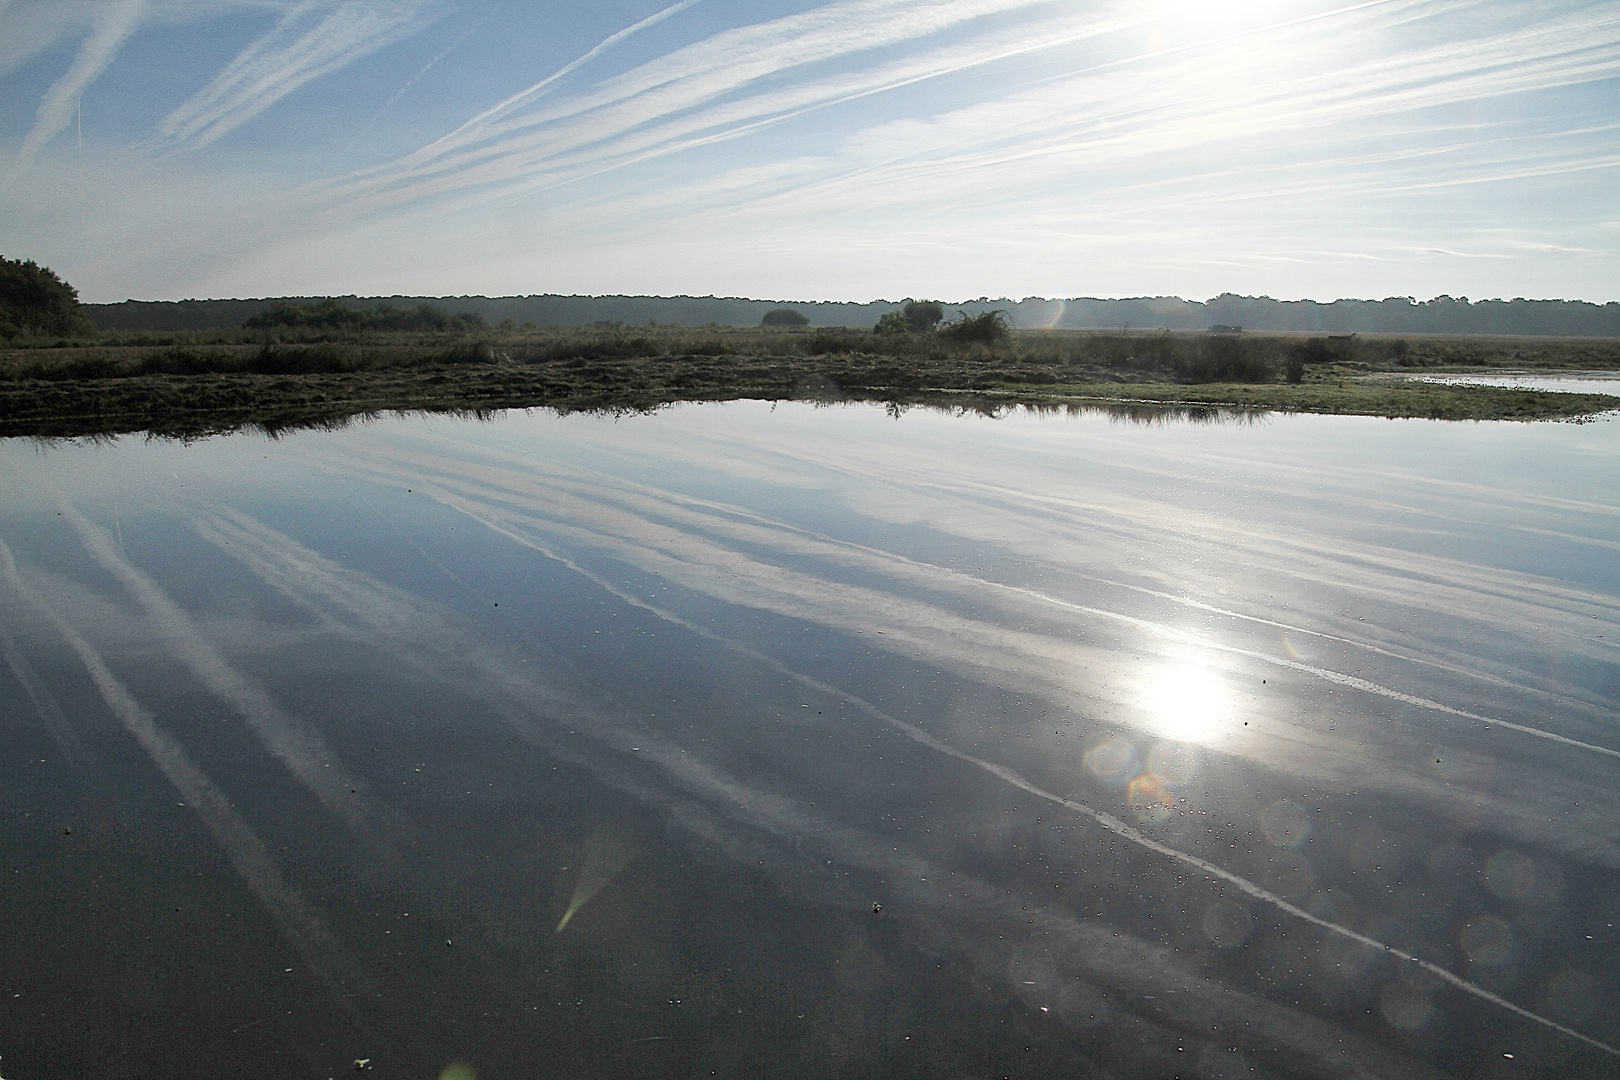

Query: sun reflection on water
1140 660 1230 741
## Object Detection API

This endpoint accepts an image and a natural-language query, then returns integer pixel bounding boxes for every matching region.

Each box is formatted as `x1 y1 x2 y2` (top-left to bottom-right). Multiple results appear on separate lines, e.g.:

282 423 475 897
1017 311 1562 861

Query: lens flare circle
1126 772 1175 824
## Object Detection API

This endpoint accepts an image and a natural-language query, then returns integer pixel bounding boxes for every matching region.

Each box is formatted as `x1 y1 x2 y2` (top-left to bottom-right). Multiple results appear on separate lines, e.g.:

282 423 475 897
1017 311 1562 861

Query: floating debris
872 902 883 914
353 1059 371 1071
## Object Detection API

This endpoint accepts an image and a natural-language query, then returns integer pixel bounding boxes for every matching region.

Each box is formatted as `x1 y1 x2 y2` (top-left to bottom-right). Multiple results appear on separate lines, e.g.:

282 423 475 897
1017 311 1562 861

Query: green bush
873 311 909 335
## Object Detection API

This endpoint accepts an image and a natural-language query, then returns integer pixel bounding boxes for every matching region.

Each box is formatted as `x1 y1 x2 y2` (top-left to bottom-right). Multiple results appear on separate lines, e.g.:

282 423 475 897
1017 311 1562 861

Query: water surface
2 402 1617 1079
1410 371 1620 396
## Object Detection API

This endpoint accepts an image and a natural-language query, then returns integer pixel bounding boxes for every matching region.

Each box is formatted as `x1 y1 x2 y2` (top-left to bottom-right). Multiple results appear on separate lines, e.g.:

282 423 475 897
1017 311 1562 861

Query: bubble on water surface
1126 772 1174 824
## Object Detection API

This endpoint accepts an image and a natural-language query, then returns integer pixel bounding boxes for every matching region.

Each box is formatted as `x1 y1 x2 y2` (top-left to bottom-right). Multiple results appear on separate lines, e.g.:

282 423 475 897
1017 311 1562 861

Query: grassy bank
2 326 1616 438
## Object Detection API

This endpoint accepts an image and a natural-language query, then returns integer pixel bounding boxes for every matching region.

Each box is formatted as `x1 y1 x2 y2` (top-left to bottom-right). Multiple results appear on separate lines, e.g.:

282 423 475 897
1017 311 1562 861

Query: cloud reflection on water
2 401 1618 1075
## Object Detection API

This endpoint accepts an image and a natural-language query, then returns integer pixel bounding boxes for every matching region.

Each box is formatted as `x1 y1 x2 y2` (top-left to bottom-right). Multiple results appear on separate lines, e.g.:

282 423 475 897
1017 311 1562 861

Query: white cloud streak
156 0 440 150
420 0 708 158
17 0 142 163
56 497 404 868
285 0 1620 270
0 536 372 1013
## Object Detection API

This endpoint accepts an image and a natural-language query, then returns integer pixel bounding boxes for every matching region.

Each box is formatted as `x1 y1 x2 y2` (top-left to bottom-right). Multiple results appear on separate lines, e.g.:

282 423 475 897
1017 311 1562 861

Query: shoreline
1 366 1615 440
3 330 1617 438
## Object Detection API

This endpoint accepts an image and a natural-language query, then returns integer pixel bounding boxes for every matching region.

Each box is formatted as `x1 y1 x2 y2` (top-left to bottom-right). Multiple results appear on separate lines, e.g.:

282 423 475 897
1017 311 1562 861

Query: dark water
2 401 1617 1080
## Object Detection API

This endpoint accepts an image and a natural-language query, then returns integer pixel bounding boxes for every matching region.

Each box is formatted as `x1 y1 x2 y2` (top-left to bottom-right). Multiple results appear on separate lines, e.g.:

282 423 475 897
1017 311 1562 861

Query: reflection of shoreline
5 370 1617 441
9 394 1273 443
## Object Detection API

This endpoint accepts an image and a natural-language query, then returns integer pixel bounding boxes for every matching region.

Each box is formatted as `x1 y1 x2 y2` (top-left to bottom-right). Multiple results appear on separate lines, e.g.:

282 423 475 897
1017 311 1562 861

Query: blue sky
1 0 1617 303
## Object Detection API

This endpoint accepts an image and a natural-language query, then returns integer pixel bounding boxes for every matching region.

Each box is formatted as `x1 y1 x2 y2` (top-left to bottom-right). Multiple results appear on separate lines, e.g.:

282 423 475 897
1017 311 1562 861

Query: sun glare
1140 661 1230 741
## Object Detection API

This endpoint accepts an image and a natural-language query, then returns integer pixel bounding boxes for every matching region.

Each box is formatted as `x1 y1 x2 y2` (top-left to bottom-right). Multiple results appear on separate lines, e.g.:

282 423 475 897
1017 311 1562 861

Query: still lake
2 401 1617 1080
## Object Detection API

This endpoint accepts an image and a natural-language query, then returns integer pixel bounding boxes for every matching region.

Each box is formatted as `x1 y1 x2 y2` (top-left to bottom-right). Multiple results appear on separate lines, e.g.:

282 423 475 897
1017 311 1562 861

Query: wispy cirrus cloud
328 0 1079 209
155 0 444 151
4 0 1617 301
309 0 1620 240
16 0 143 164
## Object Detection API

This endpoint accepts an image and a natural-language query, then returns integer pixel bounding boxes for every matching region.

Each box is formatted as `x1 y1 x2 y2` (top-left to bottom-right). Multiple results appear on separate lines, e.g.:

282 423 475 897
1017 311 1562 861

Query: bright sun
1140 661 1230 741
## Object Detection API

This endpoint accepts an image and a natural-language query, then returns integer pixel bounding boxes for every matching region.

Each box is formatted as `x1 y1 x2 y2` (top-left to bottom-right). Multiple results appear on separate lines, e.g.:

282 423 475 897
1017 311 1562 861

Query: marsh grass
1 324 1615 438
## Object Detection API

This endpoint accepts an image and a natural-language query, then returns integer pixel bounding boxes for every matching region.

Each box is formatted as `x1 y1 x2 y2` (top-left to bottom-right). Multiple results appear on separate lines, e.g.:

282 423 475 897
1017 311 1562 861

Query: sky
0 0 1617 304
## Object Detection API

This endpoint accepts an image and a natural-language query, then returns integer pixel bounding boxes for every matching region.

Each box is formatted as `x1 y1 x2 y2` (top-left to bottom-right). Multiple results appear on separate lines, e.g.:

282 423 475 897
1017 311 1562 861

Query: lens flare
1083 736 1137 787
1483 850 1535 900
1260 800 1311 847
1379 981 1435 1030
1459 915 1513 966
556 826 638 933
1126 772 1175 824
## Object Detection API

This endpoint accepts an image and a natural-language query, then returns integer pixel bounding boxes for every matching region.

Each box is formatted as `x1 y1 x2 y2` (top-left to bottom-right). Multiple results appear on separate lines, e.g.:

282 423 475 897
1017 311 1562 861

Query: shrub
1300 338 1334 364
761 307 809 327
874 311 910 335
940 309 1011 346
805 334 856 355
1175 335 1276 382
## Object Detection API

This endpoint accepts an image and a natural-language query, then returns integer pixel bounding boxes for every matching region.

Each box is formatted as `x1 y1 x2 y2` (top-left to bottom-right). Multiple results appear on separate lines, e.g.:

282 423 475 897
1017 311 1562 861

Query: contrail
347 2 503 152
158 1 437 151
16 0 142 165
1 628 89 766
438 494 1620 1060
190 476 1616 1059
56 498 403 863
372 452 1620 763
190 507 1431 1075
985 578 1620 761
0 538 372 1014
413 0 707 161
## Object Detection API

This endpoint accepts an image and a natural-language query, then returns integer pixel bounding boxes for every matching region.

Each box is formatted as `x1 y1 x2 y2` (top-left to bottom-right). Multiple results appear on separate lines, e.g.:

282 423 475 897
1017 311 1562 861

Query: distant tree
0 256 94 337
244 298 483 333
761 307 809 327
903 300 944 333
